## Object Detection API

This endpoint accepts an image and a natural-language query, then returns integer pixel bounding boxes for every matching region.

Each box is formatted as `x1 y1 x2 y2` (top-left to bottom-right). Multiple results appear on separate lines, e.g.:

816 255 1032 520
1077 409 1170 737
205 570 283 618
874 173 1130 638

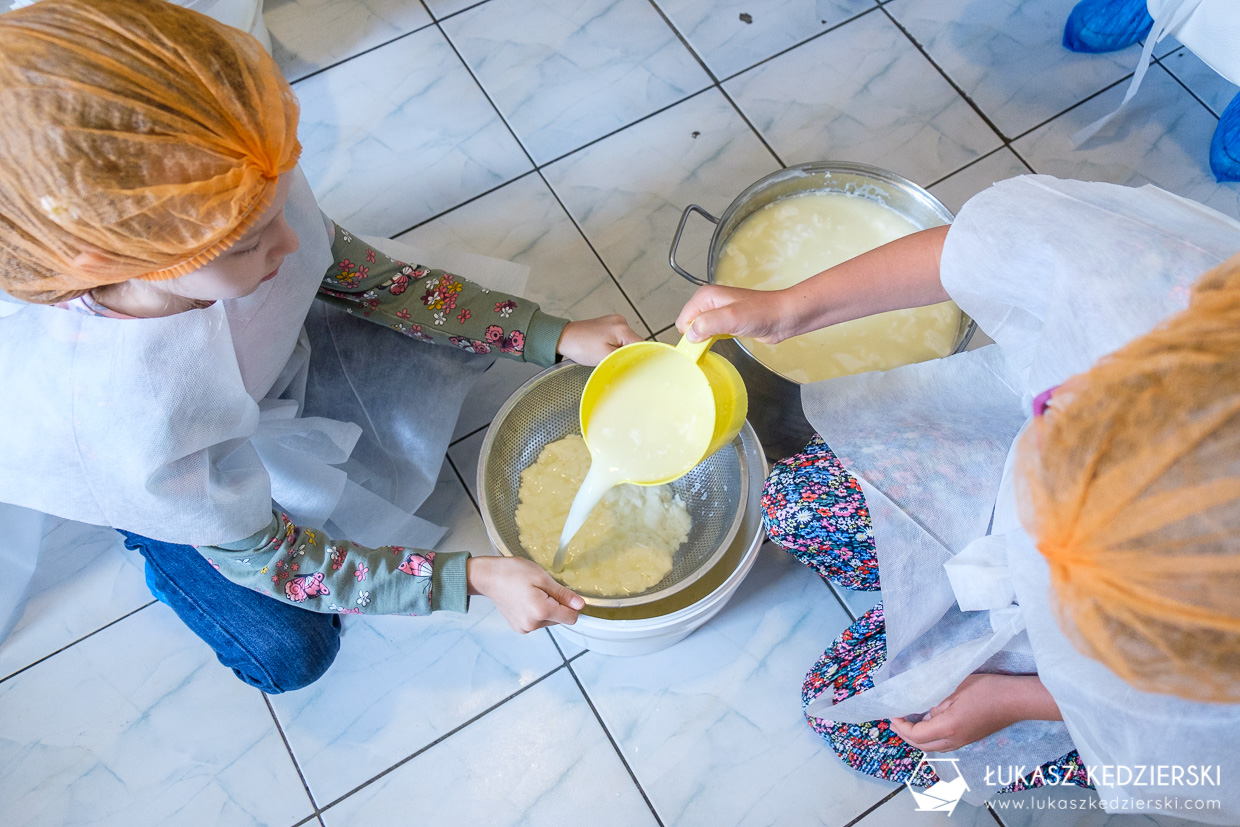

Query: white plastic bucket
554 522 764 656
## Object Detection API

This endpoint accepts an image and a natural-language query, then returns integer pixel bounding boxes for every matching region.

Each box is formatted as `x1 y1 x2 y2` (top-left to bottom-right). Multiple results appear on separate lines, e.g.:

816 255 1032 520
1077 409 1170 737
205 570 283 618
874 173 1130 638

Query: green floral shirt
317 222 568 367
198 223 570 619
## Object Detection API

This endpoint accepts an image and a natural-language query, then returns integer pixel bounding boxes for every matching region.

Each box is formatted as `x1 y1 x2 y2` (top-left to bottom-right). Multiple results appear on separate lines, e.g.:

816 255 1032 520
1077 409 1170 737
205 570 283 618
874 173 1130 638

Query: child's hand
676 284 796 344
466 556 585 633
889 674 1061 753
556 314 643 365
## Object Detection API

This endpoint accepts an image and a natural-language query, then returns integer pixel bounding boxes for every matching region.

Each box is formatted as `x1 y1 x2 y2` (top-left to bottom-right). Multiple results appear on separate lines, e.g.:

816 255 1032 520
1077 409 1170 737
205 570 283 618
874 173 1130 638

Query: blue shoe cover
1063 0 1153 53
1211 94 1240 183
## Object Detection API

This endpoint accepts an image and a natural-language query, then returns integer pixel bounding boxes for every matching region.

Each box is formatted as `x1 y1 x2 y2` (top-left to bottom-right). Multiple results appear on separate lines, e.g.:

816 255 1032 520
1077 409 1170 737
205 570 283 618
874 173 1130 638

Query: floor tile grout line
546 0 1007 204
644 0 736 84
828 580 860 623
1015 65 1218 147
532 168 655 337
290 814 319 827
712 6 884 88
398 0 1098 244
546 627 569 661
715 84 786 169
924 145 1012 189
1159 57 1223 118
286 0 869 99
1001 58 1218 156
1006 143 1036 176
1008 73 1134 144
389 169 540 240
565 660 667 827
287 0 1211 262
23 9 1219 825
842 786 904 827
313 3 964 291
873 12 1132 181
288 18 440 88
446 454 480 513
317 662 568 813
0 599 156 686
642 0 788 168
449 420 491 448
1009 40 1202 146
371 0 873 238
881 9 1215 150
448 438 565 674
384 91 706 334
416 1 541 177
420 0 631 178
883 1 1108 157
525 86 713 172
879 5 1008 146
1007 144 1038 176
415 1 657 336
446 22 659 335
263 693 321 814
427 0 495 24
282 0 961 198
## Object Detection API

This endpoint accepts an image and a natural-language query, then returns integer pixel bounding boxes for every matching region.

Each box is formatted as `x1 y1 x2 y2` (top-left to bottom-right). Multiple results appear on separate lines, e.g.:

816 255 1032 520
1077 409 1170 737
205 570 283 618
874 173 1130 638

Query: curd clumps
517 436 691 596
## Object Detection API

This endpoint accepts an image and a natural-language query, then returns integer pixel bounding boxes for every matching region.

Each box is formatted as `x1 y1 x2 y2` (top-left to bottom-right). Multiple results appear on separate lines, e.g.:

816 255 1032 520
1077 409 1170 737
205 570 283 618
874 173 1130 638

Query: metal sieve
477 362 750 608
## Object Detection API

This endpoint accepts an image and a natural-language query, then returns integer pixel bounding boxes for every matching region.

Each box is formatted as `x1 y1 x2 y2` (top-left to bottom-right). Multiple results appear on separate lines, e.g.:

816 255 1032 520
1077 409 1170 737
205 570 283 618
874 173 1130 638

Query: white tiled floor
2 0 1235 825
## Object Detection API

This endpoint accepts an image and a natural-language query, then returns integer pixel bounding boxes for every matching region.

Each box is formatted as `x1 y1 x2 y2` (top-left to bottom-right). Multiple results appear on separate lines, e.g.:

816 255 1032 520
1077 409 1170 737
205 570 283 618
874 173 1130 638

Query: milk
716 191 962 384
555 349 714 563
516 436 689 596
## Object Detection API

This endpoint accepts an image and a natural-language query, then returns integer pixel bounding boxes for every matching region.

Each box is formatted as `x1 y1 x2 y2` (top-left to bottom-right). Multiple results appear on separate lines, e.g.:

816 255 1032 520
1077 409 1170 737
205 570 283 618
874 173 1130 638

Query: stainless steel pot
668 161 976 459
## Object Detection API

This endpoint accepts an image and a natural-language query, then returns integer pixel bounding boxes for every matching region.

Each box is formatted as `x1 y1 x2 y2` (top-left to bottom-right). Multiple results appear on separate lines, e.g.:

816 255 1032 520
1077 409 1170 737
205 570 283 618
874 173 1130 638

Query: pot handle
668 204 719 286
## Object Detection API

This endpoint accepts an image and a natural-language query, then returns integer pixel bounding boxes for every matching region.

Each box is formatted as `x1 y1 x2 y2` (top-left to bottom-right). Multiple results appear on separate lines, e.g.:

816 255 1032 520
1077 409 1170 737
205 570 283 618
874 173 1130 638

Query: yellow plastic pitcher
552 334 748 572
579 334 748 485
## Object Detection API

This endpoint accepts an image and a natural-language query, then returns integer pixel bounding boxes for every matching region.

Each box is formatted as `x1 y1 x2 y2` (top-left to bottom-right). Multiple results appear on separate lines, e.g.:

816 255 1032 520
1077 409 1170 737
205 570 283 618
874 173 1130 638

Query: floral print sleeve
316 222 569 368
198 512 470 616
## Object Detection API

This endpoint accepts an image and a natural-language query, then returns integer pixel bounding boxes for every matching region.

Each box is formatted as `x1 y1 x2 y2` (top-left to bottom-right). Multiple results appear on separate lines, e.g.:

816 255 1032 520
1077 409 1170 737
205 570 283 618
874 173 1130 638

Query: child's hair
1018 253 1240 704
0 0 301 304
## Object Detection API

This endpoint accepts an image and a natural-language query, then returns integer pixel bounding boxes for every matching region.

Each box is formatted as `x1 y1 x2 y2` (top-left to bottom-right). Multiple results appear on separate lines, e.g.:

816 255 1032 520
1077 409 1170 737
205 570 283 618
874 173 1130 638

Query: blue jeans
120 531 340 693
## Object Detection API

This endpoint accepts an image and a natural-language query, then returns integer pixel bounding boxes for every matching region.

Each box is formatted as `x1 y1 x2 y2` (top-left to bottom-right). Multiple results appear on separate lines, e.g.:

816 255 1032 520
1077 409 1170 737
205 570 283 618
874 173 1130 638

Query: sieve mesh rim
477 363 749 608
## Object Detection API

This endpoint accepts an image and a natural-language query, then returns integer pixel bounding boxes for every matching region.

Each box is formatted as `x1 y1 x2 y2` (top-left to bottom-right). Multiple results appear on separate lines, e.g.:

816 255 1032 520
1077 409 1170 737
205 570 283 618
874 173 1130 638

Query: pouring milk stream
552 336 745 573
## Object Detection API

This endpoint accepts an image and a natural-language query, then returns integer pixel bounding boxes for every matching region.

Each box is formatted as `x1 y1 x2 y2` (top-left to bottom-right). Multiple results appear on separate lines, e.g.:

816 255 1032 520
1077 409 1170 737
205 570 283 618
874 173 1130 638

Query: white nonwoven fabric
1149 0 1240 86
1075 0 1238 144
0 166 529 640
800 175 1240 814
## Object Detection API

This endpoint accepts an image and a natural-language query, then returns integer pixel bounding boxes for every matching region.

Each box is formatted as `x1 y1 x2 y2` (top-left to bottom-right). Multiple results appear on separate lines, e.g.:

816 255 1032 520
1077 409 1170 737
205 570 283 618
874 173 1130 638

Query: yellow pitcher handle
675 333 730 363
673 334 747 456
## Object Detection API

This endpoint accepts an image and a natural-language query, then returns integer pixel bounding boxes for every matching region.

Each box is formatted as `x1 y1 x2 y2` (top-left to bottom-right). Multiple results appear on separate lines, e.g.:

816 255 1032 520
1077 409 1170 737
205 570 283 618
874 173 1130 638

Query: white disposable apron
800 175 1240 817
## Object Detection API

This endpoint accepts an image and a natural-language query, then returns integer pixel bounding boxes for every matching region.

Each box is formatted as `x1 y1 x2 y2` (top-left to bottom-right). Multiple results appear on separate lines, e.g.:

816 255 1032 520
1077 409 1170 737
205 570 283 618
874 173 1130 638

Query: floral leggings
761 435 1092 792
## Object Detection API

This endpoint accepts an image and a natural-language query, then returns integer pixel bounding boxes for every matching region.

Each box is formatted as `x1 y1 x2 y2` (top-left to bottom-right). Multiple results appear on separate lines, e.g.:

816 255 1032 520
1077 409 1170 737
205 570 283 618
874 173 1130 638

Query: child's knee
234 613 341 694
760 436 865 549
760 446 822 548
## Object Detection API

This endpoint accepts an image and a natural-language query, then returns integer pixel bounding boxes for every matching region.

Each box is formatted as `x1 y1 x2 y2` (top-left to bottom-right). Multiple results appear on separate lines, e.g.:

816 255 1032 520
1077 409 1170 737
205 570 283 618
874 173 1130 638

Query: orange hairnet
0 0 301 304
1017 253 1240 704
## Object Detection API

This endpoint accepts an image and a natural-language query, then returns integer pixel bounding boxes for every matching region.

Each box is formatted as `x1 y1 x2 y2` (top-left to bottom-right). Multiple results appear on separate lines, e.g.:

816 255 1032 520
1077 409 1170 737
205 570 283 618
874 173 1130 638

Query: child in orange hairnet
677 174 1240 818
0 0 641 693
